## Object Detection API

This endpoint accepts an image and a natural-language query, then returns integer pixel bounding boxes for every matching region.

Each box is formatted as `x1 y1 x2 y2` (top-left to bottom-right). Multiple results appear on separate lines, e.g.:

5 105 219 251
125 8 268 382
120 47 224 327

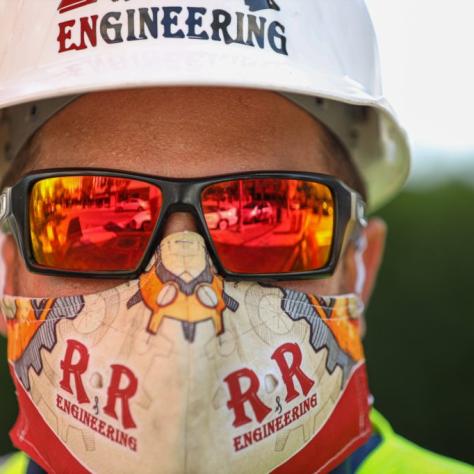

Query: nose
162 211 199 237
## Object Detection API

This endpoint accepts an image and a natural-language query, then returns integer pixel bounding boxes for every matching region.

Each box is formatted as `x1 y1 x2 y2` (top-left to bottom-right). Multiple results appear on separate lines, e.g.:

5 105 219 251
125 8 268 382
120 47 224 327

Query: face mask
1 231 371 474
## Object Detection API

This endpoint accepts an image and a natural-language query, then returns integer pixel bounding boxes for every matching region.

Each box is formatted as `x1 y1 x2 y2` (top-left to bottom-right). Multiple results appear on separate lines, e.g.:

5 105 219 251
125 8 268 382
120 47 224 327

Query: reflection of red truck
242 202 274 224
126 210 152 231
204 205 238 230
116 198 149 212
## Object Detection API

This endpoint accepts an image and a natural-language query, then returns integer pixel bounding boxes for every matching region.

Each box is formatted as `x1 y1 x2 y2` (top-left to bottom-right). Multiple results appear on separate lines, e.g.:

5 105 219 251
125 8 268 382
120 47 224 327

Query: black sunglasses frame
0 169 366 281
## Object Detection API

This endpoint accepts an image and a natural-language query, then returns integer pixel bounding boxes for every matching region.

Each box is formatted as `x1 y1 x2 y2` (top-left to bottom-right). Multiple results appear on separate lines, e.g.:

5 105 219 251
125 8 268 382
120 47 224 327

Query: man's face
2 87 385 308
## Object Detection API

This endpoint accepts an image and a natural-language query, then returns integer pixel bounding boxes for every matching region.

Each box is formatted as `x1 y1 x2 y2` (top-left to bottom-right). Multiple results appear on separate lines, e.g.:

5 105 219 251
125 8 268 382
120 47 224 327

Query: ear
0 235 19 335
344 217 387 307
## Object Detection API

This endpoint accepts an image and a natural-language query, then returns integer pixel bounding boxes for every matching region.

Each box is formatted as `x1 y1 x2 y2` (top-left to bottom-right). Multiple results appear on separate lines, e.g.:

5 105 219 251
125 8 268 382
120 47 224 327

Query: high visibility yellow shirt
0 451 27 474
357 410 474 474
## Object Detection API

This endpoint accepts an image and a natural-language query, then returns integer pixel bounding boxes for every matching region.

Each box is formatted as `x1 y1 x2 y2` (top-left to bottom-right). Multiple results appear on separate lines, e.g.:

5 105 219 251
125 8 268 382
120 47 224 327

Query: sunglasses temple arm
355 193 367 233
341 192 367 254
0 187 12 234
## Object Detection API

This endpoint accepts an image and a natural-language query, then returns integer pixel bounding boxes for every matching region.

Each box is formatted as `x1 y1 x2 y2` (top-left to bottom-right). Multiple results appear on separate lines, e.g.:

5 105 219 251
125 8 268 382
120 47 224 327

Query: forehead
32 87 336 177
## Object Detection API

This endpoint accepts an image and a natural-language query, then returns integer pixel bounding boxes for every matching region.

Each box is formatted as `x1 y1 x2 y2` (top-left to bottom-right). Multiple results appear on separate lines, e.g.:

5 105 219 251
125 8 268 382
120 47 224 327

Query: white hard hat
0 0 410 210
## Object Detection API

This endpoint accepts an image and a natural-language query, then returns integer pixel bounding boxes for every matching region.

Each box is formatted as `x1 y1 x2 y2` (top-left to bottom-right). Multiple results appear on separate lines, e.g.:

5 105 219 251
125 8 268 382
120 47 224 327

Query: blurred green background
0 181 473 465
364 180 474 466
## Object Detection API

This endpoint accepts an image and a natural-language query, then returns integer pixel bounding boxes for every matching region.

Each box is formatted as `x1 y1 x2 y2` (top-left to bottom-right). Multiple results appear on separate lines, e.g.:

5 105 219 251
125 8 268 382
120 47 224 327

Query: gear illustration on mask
280 289 360 387
127 233 239 342
244 283 309 345
1 295 85 391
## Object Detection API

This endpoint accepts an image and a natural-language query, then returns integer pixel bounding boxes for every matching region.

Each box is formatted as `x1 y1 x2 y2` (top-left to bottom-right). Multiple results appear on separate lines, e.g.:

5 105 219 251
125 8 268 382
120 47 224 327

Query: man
0 1 471 473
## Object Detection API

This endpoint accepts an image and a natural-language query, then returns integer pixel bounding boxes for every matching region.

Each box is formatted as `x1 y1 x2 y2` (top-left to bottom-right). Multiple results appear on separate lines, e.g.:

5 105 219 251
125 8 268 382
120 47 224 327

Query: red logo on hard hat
58 0 97 14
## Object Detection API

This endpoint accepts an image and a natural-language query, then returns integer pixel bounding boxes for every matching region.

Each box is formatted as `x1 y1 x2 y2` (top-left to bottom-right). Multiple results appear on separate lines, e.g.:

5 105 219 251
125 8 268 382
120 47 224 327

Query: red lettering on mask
224 368 272 427
58 339 138 430
59 339 90 404
103 364 138 429
271 342 315 403
224 342 316 427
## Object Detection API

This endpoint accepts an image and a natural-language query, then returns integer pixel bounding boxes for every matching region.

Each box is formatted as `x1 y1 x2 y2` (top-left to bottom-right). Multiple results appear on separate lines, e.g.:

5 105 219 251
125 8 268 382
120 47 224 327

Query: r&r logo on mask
224 342 318 452
57 339 139 452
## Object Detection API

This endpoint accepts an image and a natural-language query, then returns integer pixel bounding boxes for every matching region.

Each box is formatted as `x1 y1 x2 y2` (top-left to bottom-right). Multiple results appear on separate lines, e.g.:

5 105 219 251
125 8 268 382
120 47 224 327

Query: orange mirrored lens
202 179 334 274
29 176 162 271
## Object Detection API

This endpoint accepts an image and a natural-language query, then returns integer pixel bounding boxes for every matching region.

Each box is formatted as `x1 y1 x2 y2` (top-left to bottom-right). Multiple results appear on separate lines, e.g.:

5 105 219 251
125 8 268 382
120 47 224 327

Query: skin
0 87 386 333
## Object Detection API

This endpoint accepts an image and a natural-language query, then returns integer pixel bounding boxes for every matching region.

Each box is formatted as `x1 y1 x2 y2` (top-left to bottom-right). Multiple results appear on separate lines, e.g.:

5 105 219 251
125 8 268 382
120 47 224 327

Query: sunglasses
0 169 366 280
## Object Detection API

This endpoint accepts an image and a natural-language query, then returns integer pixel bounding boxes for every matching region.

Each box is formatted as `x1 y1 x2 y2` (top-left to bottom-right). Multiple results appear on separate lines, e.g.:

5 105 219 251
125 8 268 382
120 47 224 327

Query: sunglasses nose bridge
178 181 202 207
157 180 201 229
161 210 200 237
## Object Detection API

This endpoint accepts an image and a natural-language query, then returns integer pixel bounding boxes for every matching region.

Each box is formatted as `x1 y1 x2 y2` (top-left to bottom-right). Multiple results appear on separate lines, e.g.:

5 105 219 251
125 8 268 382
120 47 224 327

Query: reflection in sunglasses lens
202 179 334 274
29 176 162 271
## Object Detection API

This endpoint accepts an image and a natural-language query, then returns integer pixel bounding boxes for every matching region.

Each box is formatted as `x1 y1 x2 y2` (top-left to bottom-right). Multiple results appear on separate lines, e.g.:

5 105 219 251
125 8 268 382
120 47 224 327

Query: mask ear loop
352 231 376 408
354 233 367 297
0 232 7 331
